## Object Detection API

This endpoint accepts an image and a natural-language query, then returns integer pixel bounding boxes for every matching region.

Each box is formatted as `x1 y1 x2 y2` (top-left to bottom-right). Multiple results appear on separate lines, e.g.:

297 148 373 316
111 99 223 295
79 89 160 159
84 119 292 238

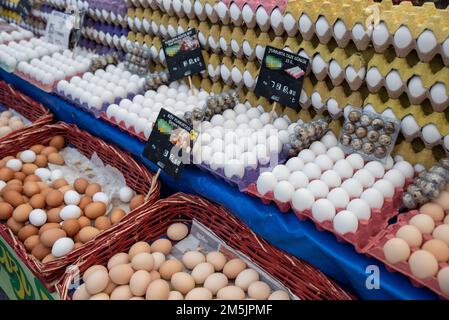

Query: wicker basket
56 193 354 300
0 80 53 142
0 122 161 287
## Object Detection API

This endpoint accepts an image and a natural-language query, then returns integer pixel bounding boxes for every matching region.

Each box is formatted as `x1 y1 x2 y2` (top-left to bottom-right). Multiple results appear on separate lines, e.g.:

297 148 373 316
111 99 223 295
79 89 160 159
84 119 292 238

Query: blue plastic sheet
0 69 438 300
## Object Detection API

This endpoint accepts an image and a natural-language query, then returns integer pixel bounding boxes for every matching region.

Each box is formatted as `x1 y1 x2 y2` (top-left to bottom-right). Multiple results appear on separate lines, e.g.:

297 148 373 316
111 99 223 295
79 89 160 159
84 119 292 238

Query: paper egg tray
246 178 411 253
100 113 147 142
367 210 449 299
15 70 85 93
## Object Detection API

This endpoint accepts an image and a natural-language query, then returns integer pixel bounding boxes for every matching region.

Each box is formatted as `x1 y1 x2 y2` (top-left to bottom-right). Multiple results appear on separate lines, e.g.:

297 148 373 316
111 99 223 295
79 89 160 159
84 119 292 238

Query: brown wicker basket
0 122 161 287
56 193 354 300
0 80 53 142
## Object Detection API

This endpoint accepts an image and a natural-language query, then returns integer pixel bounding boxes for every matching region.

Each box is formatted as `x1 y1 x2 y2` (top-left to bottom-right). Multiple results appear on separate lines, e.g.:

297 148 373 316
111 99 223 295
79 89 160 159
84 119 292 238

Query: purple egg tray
87 0 127 17
195 151 288 192
84 17 128 37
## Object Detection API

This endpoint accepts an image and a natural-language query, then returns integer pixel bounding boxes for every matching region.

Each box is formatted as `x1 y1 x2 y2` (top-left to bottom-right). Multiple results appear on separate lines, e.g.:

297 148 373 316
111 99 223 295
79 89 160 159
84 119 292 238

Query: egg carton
366 55 449 111
86 0 128 27
101 113 148 142
367 210 449 299
0 24 35 45
82 18 129 51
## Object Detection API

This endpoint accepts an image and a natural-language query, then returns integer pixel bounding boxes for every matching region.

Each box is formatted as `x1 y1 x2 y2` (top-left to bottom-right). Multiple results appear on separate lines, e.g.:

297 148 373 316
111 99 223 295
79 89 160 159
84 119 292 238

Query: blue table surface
0 69 438 300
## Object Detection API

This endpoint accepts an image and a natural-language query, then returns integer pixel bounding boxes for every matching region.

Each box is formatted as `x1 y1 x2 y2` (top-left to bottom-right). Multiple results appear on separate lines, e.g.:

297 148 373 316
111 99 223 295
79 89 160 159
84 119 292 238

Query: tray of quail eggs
15 49 96 92
55 64 146 118
249 131 417 252
191 104 292 191
339 108 401 163
123 42 152 76
0 37 62 73
142 70 171 91
104 81 210 141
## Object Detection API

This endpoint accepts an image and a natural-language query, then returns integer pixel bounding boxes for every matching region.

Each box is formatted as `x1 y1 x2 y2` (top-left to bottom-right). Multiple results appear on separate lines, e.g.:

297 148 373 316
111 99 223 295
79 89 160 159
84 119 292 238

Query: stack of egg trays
367 210 449 299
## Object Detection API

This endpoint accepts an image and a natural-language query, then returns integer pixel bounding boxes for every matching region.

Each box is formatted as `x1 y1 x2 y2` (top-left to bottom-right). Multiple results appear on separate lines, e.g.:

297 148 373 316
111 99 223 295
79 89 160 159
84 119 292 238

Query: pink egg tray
367 210 449 300
15 70 84 93
221 0 288 13
101 113 147 142
246 178 412 253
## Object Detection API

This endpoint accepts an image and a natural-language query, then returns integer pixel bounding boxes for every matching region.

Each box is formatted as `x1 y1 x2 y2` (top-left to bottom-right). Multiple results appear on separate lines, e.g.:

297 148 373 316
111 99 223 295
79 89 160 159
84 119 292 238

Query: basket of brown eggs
55 193 354 300
0 122 161 288
0 80 53 141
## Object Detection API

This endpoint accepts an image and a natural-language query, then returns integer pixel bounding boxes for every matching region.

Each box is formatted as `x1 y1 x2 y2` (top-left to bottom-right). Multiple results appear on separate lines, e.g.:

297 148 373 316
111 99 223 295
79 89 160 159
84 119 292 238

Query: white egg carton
0 38 62 73
247 132 415 252
55 64 146 118
81 27 129 51
0 25 35 45
191 104 291 191
103 81 209 141
15 49 95 92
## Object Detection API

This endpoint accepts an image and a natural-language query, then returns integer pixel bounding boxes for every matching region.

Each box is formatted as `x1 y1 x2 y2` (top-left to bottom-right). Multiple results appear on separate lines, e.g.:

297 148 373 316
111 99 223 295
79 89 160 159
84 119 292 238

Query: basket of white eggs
0 80 53 142
248 130 416 252
191 103 292 191
55 192 354 300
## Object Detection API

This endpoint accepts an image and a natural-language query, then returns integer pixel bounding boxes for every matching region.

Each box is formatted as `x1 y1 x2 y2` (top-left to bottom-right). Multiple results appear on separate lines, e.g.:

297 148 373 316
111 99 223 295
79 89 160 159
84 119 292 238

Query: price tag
143 109 199 180
255 46 309 111
44 11 75 49
162 28 206 81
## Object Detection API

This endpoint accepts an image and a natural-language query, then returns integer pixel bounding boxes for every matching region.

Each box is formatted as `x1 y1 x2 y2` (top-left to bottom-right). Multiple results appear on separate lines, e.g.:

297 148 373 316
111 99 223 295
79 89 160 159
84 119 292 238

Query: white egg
314 154 333 171
327 146 345 162
266 135 282 154
292 188 315 212
327 188 350 209
307 180 329 199
303 163 321 180
345 154 364 170
64 190 81 206
347 199 371 220
52 237 74 258
200 145 214 164
255 144 270 165
340 178 364 198
321 133 338 148
29 209 47 227
273 118 288 130
224 159 245 179
119 186 135 203
286 157 304 172
6 159 22 171
364 161 385 179
393 161 414 179
35 168 51 181
414 164 425 173
352 169 375 188
59 205 82 220
240 151 258 169
246 108 261 119
310 141 327 156
320 170 341 188
333 210 359 234
333 159 353 179
298 149 316 163
288 171 309 189
384 156 394 170
312 199 336 222
249 118 263 130
360 188 384 209
383 169 406 188
235 114 250 125
259 112 271 125
210 152 226 170
373 179 395 198
256 172 277 195
223 109 237 120
19 150 36 163
50 170 63 181
274 181 295 203
234 103 247 114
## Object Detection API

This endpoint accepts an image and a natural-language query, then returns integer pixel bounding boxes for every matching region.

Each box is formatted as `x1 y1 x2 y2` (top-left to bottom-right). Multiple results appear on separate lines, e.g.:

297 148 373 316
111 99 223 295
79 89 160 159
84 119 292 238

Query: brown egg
129 241 152 259
36 181 48 190
24 235 40 252
78 216 91 228
49 136 65 150
409 250 439 279
421 203 445 222
110 285 133 300
432 224 449 246
85 269 109 295
41 146 58 156
48 153 65 165
42 254 56 263
23 182 40 197
79 226 101 243
24 174 41 182
38 223 61 235
206 251 227 271
107 253 130 270
7 179 22 186
78 196 92 210
145 279 170 300
434 191 449 211
85 183 101 197
248 281 271 300
110 208 126 224
150 239 172 255
216 286 245 300
3 190 24 207
30 144 45 154
58 185 73 194
40 228 67 247
74 178 89 194
223 259 247 280
14 172 26 181
34 155 48 168
129 270 152 297
131 252 154 271
83 265 108 282
45 189 63 207
109 264 134 285
29 194 46 209
159 259 183 280
171 272 195 294
150 270 161 281
22 164 38 176
12 203 33 222
0 202 14 220
2 183 22 194
129 195 145 210
103 280 117 295
422 239 449 262
62 219 80 237
395 225 423 247
409 214 435 234
167 223 189 241
84 202 107 219
46 207 63 223
95 216 111 230
32 243 51 260
52 178 68 189
6 217 24 234
74 242 83 249
0 167 14 181
18 225 39 242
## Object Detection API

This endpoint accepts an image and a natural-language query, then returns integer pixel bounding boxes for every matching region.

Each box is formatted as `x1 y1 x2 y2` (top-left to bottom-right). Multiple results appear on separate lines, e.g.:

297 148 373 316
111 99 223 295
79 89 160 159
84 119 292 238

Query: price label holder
44 10 76 49
255 46 309 120
162 28 206 83
143 108 199 183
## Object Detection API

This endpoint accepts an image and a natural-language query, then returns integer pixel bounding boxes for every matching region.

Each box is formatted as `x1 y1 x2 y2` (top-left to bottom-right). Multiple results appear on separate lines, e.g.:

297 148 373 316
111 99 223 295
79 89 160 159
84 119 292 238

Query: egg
353 169 375 188
298 149 316 163
409 250 439 279
182 251 206 270
256 172 277 195
273 181 295 203
303 163 322 180
203 273 229 295
327 146 345 162
393 161 414 179
383 169 405 188
92 192 109 205
288 171 309 189
321 134 338 149
333 159 353 179
29 209 47 226
307 180 329 199
206 252 227 271
396 225 423 247
60 205 82 220
51 237 74 257
320 170 341 188
145 279 170 300
167 223 189 241
372 179 395 198
333 210 359 234
360 188 384 209
310 141 327 156
271 165 290 181
312 199 336 222
437 267 449 295
248 281 271 300
6 159 22 172
235 269 259 291
422 239 449 262
432 225 449 245
217 286 245 300
285 157 304 172
364 161 385 179
409 214 436 234
383 237 411 263
20 150 36 163
327 188 350 209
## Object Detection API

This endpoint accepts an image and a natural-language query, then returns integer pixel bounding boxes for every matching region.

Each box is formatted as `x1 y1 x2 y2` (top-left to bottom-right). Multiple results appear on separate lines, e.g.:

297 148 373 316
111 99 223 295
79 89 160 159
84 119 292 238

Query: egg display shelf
367 210 449 299
100 113 147 142
82 17 129 52
55 192 354 300
0 80 53 142
0 122 161 286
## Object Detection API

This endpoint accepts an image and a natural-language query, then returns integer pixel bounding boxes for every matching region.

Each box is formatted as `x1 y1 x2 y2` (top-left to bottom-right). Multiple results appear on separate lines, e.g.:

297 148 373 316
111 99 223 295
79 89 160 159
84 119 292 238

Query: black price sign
255 46 309 111
143 109 198 180
162 29 206 81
